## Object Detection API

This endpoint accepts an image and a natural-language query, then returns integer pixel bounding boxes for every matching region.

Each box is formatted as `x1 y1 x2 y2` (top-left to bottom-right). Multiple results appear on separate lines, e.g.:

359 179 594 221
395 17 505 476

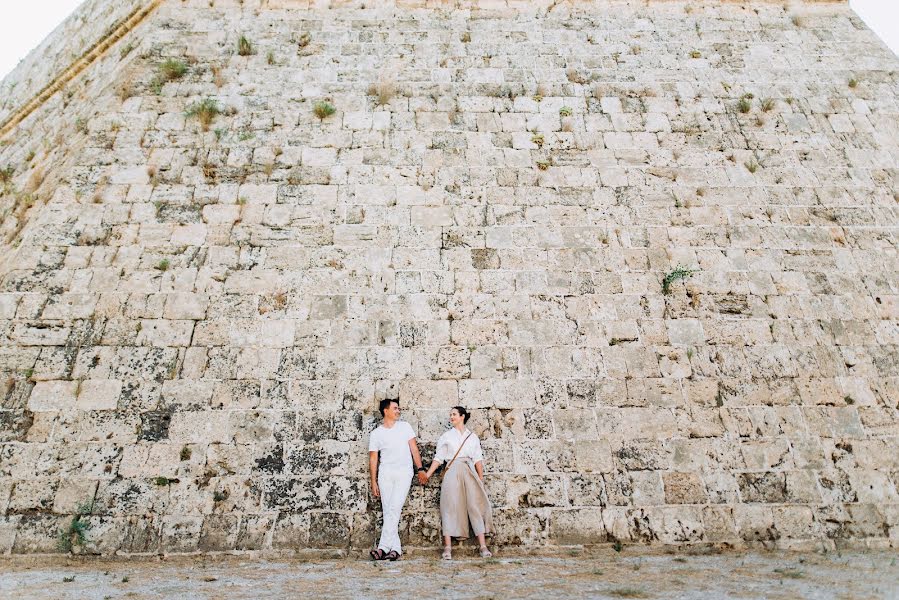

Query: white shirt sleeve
434 432 450 463
404 421 416 440
368 428 380 452
470 434 484 463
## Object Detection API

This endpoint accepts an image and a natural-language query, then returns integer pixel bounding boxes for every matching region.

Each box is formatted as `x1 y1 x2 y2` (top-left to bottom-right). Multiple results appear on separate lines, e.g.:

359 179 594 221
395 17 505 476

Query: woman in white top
422 406 494 559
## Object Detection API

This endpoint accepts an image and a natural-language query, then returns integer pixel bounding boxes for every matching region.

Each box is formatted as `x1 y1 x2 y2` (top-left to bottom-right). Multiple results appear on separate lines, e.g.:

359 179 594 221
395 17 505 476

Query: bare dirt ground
0 548 897 599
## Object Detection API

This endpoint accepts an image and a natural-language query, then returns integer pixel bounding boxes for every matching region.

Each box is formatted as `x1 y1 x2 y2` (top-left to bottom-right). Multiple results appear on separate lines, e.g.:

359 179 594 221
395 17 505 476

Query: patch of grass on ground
773 568 804 579
607 588 649 598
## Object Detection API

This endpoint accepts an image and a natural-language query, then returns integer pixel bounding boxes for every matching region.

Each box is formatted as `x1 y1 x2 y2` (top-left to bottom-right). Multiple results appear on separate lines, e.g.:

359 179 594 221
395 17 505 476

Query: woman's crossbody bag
445 432 473 472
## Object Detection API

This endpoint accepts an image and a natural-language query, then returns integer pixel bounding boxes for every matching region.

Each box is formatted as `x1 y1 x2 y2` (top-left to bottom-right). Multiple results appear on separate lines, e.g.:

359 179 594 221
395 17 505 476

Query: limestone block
302 148 338 167
198 514 240 552
573 440 614 473
27 381 78 411
0 480 11 514
228 410 280 444
507 474 566 508
309 512 350 547
549 508 607 545
773 505 820 540
289 381 342 412
286 441 350 477
521 408 553 440
735 505 778 543
612 440 671 471
849 469 899 503
8 479 58 513
363 348 411 379
161 515 203 553
76 379 122 410
11 515 68 553
399 379 458 409
309 295 347 319
663 472 707 504
0 294 19 319
597 408 677 440
680 407 726 438
156 112 185 130
843 504 889 540
623 507 661 543
11 323 70 346
741 439 793 471
270 512 310 549
785 470 823 503
0 517 18 554
553 408 597 440
31 347 70 381
167 410 232 444
171 224 207 246
435 346 470 379
804 407 865 438
237 184 277 204
137 319 195 347
701 506 737 542
230 319 296 348
737 472 787 503
601 507 632 542
41 294 98 320
161 379 215 408
630 471 665 505
514 440 576 474
234 513 276 550
52 479 99 514
163 293 208 320
567 473 607 507
410 205 453 227
644 113 670 132
110 166 151 185
666 319 705 346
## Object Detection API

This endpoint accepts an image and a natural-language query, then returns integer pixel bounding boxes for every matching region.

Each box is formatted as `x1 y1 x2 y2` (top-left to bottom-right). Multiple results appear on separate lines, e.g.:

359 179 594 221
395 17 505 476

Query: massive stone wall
0 0 897 555
0 0 147 124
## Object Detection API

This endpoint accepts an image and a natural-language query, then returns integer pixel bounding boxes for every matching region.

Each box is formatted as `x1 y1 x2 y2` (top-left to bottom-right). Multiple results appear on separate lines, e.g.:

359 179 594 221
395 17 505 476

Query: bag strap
446 432 473 472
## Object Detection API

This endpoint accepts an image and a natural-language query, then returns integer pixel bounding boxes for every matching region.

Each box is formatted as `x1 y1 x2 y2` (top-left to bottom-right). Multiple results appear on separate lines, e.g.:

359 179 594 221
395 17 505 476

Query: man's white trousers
377 466 412 554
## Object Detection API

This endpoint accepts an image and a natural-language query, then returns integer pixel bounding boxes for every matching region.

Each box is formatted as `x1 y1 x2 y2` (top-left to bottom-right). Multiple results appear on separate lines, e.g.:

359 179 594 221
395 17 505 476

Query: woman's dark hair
453 406 470 424
379 399 398 417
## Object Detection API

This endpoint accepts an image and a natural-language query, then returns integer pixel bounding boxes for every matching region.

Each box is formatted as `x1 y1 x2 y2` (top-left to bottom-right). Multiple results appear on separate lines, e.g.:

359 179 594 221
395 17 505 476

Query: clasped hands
369 471 430 497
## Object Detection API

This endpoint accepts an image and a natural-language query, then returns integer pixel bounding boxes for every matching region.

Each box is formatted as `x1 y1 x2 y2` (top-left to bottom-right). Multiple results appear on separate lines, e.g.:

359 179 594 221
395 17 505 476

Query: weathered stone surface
76 380 122 411
0 0 896 556
550 508 607 545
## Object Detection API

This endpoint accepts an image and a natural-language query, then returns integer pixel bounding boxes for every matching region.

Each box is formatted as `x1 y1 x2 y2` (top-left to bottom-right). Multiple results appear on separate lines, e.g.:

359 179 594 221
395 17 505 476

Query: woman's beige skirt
440 458 494 538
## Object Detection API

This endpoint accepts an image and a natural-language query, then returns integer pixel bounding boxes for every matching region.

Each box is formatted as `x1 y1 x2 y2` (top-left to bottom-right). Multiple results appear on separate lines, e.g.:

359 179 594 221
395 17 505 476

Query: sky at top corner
0 1 897 83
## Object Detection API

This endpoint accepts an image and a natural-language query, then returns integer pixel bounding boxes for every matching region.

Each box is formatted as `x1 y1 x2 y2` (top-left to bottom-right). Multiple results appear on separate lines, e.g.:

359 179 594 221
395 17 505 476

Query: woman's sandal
385 550 400 561
479 546 492 558
442 547 452 560
370 548 386 560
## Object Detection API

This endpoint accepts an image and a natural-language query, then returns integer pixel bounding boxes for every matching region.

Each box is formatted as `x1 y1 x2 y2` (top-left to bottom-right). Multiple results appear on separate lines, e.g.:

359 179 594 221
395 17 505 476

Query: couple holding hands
368 399 494 561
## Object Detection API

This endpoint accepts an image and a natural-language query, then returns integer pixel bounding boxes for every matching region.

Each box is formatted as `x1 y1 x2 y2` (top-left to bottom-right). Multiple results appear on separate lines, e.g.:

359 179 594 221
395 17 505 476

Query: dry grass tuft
368 75 396 106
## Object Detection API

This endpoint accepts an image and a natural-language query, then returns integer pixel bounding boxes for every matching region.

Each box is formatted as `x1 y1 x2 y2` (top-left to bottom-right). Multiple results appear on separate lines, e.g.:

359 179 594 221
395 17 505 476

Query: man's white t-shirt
369 420 416 471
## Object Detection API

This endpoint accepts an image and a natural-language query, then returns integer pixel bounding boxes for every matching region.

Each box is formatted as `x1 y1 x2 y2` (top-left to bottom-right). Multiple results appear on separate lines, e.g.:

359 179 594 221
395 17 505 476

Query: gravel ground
0 548 897 599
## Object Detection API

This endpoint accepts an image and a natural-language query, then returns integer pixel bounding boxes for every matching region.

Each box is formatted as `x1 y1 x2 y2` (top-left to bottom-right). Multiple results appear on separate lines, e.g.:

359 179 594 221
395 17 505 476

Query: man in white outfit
368 399 427 560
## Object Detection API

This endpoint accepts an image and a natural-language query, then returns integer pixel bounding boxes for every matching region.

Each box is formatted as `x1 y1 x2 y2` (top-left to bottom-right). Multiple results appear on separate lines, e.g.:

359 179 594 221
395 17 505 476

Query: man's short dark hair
379 399 398 417
453 405 470 424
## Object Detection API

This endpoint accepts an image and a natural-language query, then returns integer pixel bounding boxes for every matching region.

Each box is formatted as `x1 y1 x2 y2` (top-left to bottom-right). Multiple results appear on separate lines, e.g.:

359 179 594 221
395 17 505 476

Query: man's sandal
370 548 386 560
385 550 400 561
